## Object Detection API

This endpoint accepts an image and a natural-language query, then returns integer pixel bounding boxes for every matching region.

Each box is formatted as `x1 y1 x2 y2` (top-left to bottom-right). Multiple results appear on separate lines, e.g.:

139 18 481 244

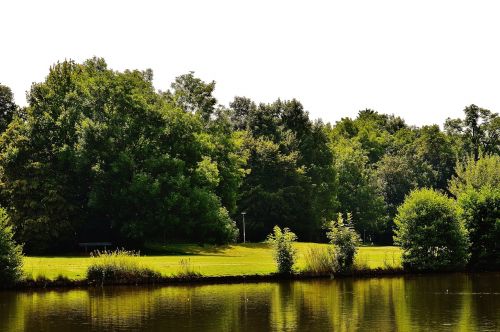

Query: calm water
0 273 498 331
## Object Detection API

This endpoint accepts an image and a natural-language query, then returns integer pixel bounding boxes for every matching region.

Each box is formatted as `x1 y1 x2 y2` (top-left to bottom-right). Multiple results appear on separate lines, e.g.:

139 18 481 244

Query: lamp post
241 212 246 243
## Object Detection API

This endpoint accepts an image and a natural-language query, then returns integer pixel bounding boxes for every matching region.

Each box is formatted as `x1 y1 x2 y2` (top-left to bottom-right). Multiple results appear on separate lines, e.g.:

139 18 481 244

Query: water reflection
0 273 498 331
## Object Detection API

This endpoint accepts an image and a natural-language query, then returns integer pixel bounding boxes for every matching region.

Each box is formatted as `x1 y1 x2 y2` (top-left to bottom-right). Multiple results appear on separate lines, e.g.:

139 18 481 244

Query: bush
86 249 160 284
0 208 23 285
327 213 361 272
266 226 297 274
303 246 337 275
394 189 470 271
458 187 500 269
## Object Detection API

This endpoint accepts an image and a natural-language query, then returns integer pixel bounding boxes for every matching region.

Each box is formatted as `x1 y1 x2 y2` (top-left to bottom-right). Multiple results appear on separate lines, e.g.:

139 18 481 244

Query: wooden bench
78 242 112 253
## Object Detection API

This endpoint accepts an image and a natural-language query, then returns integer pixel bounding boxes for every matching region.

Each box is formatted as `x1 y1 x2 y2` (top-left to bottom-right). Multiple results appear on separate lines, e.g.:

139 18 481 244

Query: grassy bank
23 243 402 281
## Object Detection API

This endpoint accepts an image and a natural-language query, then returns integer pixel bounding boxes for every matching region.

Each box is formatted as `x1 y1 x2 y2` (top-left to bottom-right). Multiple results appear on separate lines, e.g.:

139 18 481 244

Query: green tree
266 225 298 274
394 189 469 271
201 108 248 214
330 110 404 165
229 96 256 131
449 155 500 198
0 59 238 253
238 136 308 239
412 125 456 191
331 138 386 238
445 104 499 161
233 98 336 241
0 208 23 285
375 154 431 219
164 72 217 122
458 187 500 269
0 84 17 133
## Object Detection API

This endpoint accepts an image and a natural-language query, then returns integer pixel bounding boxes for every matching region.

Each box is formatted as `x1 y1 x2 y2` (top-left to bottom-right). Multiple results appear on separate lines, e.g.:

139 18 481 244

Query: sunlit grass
23 243 402 280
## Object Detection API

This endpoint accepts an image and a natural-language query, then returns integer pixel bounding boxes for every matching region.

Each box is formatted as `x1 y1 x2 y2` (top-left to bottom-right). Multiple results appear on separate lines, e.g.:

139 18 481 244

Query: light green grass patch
23 243 402 280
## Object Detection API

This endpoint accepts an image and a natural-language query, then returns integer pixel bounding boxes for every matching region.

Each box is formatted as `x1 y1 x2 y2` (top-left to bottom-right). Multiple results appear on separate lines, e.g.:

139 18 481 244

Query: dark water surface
1 273 498 331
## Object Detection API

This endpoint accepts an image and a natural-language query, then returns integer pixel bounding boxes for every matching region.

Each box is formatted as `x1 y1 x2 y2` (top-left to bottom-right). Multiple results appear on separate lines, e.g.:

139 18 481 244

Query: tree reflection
1 273 498 331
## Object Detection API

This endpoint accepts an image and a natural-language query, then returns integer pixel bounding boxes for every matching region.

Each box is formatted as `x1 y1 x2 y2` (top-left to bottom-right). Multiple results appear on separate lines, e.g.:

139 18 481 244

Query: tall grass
302 247 338 275
352 253 370 271
175 259 202 278
87 249 161 284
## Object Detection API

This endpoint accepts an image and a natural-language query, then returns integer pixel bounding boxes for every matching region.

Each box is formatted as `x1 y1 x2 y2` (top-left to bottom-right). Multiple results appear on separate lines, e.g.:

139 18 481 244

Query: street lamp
241 212 246 243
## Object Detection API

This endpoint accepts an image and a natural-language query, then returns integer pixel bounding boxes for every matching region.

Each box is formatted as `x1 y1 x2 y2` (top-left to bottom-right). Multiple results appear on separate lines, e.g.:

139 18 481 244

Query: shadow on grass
143 242 270 256
23 243 272 258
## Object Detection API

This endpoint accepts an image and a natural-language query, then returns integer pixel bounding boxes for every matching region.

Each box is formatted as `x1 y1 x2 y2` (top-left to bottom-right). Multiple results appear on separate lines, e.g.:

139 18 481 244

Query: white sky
1 0 499 126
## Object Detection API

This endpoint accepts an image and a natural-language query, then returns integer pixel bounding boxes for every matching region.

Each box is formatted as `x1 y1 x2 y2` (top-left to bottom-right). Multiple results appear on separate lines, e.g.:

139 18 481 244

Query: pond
0 273 498 331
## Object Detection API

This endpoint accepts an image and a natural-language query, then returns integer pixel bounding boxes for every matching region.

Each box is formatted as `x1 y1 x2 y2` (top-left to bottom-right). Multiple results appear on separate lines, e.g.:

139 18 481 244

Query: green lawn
23 243 402 280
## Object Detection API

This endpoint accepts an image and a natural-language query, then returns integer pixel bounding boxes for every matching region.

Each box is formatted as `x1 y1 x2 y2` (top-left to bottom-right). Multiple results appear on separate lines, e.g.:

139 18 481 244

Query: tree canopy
0 58 498 255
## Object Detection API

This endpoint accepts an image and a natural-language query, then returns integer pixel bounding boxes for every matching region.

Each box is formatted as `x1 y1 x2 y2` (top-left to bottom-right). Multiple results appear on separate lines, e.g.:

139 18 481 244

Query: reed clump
175 259 202 278
87 249 161 284
302 246 338 275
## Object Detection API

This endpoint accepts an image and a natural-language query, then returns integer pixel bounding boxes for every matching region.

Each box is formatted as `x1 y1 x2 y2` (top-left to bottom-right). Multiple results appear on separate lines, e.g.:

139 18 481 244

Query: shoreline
7 268 498 291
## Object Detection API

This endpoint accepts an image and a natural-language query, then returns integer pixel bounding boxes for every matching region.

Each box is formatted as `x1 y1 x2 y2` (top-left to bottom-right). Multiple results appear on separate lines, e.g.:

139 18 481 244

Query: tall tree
229 96 256 131
164 72 217 122
330 138 386 239
231 98 336 241
449 155 500 198
330 110 407 165
0 59 238 253
0 84 17 133
412 125 456 191
445 104 499 161
375 154 434 200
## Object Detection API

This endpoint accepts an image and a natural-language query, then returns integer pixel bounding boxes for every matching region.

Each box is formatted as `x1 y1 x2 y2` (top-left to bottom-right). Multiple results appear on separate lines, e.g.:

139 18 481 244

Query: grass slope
23 243 402 281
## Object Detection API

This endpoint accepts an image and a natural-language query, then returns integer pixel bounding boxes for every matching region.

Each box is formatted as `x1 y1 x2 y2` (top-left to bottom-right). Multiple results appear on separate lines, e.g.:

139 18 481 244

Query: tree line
0 58 499 255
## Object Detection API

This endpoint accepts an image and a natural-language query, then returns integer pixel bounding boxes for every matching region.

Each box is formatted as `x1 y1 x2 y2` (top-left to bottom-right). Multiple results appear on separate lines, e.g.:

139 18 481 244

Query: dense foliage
326 213 361 272
266 226 298 274
0 208 23 284
231 98 336 241
394 189 470 271
0 59 239 253
449 155 500 198
0 85 17 134
0 58 499 257
458 186 500 269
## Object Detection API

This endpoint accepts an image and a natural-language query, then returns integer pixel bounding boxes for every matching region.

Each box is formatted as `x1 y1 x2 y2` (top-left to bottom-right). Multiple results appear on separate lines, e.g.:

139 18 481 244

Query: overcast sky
2 0 499 126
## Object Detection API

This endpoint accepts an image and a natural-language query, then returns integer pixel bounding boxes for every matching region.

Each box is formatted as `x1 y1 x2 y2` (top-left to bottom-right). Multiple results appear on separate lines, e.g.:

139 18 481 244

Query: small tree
394 189 470 271
327 213 361 272
266 226 297 274
449 155 500 198
0 208 23 285
458 187 500 269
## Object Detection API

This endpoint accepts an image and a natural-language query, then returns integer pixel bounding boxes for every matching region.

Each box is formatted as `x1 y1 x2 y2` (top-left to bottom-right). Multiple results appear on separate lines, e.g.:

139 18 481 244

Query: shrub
86 249 160 284
0 208 23 285
394 189 470 271
266 226 297 274
327 213 361 272
303 246 337 275
458 187 500 269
